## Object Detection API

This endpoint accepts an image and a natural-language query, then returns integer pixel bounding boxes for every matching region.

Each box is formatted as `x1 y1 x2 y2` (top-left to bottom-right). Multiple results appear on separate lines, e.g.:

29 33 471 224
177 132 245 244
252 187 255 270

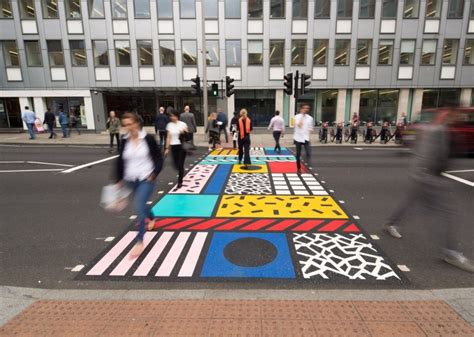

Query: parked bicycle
330 122 344 144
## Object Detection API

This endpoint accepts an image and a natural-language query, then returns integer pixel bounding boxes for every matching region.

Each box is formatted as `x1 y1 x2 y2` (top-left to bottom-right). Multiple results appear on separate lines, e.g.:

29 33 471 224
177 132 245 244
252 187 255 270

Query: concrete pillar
412 89 424 121
83 97 95 130
350 89 360 123
397 89 410 122
19 97 30 130
460 88 472 107
226 95 235 119
289 94 295 127
91 91 106 131
336 89 347 123
33 97 46 123
275 89 284 115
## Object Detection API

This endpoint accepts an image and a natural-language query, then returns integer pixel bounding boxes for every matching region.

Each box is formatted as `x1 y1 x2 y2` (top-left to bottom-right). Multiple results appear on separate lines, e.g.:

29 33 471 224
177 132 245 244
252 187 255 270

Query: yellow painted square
211 149 239 156
216 195 348 219
232 164 268 173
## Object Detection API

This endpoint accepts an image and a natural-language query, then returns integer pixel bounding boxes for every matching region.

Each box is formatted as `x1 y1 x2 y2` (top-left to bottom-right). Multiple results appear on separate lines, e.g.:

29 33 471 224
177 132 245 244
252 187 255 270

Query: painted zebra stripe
156 232 191 277
133 232 174 276
178 232 208 277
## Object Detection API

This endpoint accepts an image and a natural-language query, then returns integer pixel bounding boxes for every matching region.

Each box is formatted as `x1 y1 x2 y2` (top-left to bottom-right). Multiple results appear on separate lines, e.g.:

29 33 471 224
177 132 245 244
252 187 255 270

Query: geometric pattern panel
268 161 308 173
232 164 268 173
272 173 328 195
249 148 265 156
225 173 272 195
211 149 238 156
170 164 216 194
264 147 293 155
200 156 266 165
151 195 219 217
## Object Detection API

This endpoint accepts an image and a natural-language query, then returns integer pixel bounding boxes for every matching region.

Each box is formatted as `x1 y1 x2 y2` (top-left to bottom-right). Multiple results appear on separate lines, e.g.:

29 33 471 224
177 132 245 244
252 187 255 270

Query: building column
289 94 295 127
412 89 424 121
336 89 347 123
397 89 410 122
33 97 46 123
350 89 360 123
275 89 284 115
460 88 472 107
91 91 106 131
83 97 95 130
227 95 235 122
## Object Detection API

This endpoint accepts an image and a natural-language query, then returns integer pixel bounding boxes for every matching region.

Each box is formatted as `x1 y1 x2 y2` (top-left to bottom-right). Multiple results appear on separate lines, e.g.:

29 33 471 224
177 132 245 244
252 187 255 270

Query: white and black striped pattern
271 173 328 195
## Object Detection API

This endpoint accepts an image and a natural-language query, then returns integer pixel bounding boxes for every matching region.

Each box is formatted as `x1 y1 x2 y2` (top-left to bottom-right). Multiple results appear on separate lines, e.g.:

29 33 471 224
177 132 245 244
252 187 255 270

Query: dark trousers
109 133 120 150
219 126 228 142
69 124 81 135
158 131 167 147
273 131 282 152
47 123 56 138
238 136 251 165
295 141 311 171
60 124 68 137
171 145 186 184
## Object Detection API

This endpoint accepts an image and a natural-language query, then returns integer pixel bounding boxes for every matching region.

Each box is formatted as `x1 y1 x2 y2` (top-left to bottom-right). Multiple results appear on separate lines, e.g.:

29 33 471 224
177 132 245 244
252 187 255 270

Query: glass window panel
47 40 64 66
137 40 152 66
225 0 240 18
471 0 474 18
291 39 306 65
438 89 460 107
315 0 330 18
422 89 438 109
248 40 263 65
19 0 35 18
111 0 127 18
205 0 218 18
270 0 285 18
248 0 263 18
3 40 19 66
180 0 195 18
447 0 464 19
359 0 375 19
292 0 308 18
157 0 173 18
42 0 58 18
25 40 42 66
357 39 372 65
442 39 459 64
93 40 108 66
359 89 377 122
313 39 328 65
335 39 350 65
378 40 394 65
0 1 13 18
206 40 219 66
134 0 150 18
400 40 416 65
270 40 284 65
426 0 441 18
69 40 87 66
115 40 130 66
66 0 82 18
337 0 352 18
88 0 104 18
226 40 241 66
382 0 397 18
182 40 197 65
159 40 175 65
464 39 474 65
403 0 419 18
421 40 437 65
377 89 399 122
316 90 338 123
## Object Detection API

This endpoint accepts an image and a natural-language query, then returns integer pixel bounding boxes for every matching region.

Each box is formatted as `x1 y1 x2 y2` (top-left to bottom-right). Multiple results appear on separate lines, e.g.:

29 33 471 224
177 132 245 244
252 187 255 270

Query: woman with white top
165 109 188 188
116 113 163 257
268 110 285 153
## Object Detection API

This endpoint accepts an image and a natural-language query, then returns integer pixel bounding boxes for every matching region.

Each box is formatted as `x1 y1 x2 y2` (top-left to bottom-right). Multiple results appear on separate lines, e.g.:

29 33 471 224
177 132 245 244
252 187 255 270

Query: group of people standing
21 106 81 140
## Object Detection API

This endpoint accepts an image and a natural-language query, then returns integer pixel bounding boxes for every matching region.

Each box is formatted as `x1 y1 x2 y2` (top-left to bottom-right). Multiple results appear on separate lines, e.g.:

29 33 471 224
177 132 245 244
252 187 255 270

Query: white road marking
0 169 64 173
441 172 474 187
146 201 153 205
129 215 137 220
354 147 409 151
61 155 118 173
370 235 380 240
0 161 25 164
353 216 360 220
339 200 345 204
104 237 115 242
354 147 364 150
27 161 73 167
397 265 410 272
71 265 85 272
329 190 334 193
445 169 474 173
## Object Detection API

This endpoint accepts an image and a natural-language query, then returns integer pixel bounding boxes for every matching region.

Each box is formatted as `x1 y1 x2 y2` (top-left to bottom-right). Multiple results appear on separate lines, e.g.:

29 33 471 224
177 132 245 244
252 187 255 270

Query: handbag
179 132 193 151
100 183 132 213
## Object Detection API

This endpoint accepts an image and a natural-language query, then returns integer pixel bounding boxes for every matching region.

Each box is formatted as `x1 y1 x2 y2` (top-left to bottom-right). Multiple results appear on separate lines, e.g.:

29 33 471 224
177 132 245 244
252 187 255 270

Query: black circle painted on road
223 238 277 267
240 165 261 171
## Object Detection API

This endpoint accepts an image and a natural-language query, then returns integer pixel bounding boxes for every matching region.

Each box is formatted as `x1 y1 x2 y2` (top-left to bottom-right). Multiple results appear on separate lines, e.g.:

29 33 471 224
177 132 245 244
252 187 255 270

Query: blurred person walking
180 105 197 149
107 110 121 153
68 111 81 136
165 109 188 188
230 111 239 149
58 108 69 138
115 113 162 257
217 111 229 144
268 110 285 153
154 106 169 148
21 106 36 140
43 108 57 139
206 112 220 151
293 103 313 173
237 109 252 168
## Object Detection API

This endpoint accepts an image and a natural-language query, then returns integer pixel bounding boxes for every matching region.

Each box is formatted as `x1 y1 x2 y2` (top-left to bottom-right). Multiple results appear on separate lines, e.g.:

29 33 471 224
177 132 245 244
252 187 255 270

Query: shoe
48 136 52 139
297 169 301 174
443 251 474 273
383 224 402 239
147 218 156 231
130 242 144 258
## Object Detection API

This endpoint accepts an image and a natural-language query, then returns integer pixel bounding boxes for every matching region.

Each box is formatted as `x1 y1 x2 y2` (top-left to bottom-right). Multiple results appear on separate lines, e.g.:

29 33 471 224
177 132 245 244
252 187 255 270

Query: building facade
1 0 474 130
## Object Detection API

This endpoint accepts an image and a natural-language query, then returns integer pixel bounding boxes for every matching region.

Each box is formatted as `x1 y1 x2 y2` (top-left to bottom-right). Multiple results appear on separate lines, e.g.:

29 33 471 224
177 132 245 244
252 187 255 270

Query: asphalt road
0 145 472 290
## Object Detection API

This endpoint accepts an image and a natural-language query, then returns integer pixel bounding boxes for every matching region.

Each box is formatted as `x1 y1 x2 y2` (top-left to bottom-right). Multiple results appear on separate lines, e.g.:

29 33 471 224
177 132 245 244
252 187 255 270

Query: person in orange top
236 108 252 168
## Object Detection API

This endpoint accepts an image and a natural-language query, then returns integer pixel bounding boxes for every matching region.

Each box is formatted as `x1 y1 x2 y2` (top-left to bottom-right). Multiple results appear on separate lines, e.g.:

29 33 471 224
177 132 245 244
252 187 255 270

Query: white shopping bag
100 183 132 212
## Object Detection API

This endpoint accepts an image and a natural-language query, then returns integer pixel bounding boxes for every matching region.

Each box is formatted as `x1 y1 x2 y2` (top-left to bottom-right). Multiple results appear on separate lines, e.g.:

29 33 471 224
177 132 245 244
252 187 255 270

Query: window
464 39 474 65
471 0 474 18
316 90 338 123
3 41 19 66
226 40 241 66
248 0 263 18
357 39 372 65
65 0 82 19
291 40 306 65
182 40 197 66
69 40 87 66
157 0 172 18
400 40 416 65
0 1 13 18
403 0 419 18
88 0 104 18
134 0 150 18
421 40 437 65
292 0 308 18
359 89 399 123
447 0 464 19
270 40 284 65
442 39 459 64
337 0 352 18
335 40 350 65
225 0 240 18
426 0 441 18
25 40 42 66
47 40 64 66
422 89 460 109
115 40 130 66
205 0 218 18
19 0 35 18
93 40 108 66
378 40 394 65
159 41 175 65
111 0 127 19
315 0 330 18
42 0 58 18
270 0 285 18
313 39 328 65
359 0 375 19
206 40 219 66
136 40 152 66
382 0 397 18
248 40 263 65
180 0 195 18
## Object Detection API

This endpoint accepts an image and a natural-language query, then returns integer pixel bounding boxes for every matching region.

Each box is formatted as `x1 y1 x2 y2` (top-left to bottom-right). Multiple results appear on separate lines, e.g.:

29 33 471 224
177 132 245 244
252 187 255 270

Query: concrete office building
1 0 474 131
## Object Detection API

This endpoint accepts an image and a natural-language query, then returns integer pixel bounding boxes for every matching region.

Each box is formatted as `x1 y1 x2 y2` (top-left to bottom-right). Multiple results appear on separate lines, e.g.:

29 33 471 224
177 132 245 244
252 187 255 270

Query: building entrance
0 98 22 128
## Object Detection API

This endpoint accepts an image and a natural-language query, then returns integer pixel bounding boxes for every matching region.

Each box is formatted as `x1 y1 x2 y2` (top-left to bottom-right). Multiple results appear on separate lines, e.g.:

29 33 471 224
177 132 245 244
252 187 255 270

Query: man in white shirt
293 103 313 173
22 106 37 140
268 110 285 153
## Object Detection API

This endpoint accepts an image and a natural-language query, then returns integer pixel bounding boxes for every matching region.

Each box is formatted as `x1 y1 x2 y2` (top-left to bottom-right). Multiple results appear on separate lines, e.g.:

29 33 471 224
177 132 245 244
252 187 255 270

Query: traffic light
225 76 235 97
300 73 311 96
191 75 201 95
294 70 299 99
211 83 219 97
283 73 293 95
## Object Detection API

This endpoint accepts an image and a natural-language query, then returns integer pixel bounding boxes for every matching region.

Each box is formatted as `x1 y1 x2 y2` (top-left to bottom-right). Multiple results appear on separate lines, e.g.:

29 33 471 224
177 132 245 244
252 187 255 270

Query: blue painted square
204 164 231 194
264 147 292 156
201 232 295 278
151 195 218 217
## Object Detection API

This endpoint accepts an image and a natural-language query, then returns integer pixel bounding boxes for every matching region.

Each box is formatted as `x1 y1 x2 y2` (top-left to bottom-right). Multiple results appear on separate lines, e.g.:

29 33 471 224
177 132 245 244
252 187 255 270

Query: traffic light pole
294 71 299 119
201 0 208 129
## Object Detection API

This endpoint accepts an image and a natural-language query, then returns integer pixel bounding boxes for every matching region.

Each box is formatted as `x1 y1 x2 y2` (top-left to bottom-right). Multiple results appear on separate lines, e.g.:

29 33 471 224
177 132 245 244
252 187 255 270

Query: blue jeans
26 123 35 139
61 124 68 137
126 179 156 242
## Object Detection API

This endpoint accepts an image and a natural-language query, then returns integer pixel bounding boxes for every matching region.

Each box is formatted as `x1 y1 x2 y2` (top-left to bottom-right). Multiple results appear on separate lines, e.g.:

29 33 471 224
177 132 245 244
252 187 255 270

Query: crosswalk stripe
178 232 208 277
133 232 174 276
156 232 191 277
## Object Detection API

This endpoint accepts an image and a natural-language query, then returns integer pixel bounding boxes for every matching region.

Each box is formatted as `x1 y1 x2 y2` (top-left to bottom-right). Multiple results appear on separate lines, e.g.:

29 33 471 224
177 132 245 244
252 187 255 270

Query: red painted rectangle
292 220 324 232
266 219 300 231
343 224 360 232
216 219 252 230
188 218 228 230
152 218 182 229
318 220 347 232
240 219 277 231
164 218 204 230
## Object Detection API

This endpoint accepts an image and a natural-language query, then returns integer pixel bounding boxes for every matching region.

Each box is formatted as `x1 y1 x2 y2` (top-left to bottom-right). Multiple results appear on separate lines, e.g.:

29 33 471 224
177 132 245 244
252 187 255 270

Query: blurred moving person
180 105 197 149
43 108 57 139
68 111 81 136
268 110 285 153
58 108 69 138
107 110 121 153
230 111 239 149
21 106 36 140
293 103 313 173
165 109 188 188
206 112 220 151
154 106 169 148
237 109 252 168
217 111 229 144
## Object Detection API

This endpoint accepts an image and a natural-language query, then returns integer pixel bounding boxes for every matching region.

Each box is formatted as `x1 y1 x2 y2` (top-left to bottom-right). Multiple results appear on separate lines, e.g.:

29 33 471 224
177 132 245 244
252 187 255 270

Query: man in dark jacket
43 108 57 139
179 105 197 148
154 106 169 148
217 111 229 143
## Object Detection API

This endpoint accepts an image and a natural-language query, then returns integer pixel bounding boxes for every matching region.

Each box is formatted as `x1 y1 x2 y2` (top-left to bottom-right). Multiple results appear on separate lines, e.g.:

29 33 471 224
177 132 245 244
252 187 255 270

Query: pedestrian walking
236 109 252 168
115 113 163 257
206 112 221 151
293 103 313 173
268 110 285 153
179 105 197 148
58 108 69 138
230 111 239 149
43 108 57 139
107 110 121 153
21 106 36 140
217 111 229 144
154 106 169 148
68 112 81 136
165 109 188 188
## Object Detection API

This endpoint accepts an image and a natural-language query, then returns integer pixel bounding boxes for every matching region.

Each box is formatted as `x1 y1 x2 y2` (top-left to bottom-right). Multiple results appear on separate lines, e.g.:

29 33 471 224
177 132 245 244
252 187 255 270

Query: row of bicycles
318 121 405 144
